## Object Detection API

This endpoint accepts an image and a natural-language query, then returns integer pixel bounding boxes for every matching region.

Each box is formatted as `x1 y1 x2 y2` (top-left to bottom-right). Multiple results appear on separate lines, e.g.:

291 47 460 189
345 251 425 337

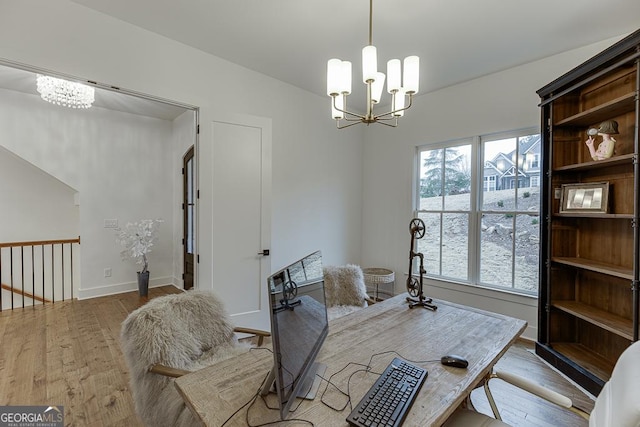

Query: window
531 153 540 169
415 130 540 295
483 175 496 192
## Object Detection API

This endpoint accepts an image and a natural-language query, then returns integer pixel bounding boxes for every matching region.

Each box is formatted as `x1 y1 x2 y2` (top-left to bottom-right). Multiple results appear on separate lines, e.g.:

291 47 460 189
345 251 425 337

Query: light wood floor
469 341 595 426
0 286 594 426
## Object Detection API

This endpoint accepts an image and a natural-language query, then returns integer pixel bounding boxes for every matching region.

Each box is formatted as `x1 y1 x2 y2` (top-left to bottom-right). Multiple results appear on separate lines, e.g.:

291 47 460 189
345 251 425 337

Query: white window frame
414 128 539 296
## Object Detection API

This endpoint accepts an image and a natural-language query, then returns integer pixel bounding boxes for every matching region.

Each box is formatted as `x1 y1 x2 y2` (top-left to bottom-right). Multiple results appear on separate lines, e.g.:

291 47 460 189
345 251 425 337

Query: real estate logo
0 406 63 427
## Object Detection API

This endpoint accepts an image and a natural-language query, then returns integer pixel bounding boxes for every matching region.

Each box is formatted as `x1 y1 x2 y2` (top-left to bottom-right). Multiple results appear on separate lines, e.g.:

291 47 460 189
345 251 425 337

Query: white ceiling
2 1 639 119
69 0 640 103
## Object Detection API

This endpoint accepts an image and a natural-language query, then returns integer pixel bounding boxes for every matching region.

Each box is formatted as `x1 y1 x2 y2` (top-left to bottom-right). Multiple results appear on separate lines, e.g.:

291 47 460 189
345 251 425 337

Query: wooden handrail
1 284 52 303
0 237 80 248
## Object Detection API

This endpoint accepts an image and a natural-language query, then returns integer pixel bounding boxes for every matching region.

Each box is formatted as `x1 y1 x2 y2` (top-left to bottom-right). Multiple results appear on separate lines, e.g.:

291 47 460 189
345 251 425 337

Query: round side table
362 268 395 301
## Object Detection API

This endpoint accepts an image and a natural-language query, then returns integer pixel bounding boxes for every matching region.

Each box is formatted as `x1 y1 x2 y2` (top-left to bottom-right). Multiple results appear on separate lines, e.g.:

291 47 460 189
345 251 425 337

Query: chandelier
326 0 419 129
36 74 95 109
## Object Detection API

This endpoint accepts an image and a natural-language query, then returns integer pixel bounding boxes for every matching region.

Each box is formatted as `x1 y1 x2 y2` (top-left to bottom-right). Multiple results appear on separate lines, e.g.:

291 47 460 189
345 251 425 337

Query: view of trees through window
416 132 540 295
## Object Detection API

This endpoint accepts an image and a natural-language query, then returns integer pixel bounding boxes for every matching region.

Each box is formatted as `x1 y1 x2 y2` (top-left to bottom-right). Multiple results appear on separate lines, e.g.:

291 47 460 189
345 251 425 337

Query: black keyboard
346 357 427 427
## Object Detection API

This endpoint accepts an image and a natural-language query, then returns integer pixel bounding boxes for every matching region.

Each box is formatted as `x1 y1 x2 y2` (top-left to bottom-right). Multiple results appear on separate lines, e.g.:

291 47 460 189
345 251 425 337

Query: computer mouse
441 355 469 369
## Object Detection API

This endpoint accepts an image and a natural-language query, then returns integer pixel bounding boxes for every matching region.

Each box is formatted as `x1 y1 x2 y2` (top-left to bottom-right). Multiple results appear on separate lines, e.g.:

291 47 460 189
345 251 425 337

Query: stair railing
0 237 80 311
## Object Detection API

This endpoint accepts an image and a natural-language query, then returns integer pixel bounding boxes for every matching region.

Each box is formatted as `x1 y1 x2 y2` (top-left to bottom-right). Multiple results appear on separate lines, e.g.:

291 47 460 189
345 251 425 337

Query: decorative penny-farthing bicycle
274 279 301 312
406 218 437 310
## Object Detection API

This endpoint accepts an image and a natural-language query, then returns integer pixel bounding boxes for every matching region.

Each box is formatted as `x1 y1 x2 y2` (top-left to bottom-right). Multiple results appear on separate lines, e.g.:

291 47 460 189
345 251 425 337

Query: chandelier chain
369 0 373 46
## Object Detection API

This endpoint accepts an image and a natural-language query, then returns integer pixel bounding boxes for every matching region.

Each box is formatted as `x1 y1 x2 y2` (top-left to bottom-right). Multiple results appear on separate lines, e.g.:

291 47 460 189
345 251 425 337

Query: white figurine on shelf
585 120 618 161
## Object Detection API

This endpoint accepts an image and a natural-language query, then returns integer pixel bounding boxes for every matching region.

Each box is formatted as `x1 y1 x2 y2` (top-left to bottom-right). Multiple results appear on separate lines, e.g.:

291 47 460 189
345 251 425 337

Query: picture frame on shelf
559 182 609 214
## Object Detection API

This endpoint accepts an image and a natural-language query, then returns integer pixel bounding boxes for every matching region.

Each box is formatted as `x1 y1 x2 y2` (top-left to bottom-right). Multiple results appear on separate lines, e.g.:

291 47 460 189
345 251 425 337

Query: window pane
416 131 540 296
480 213 514 287
483 138 516 210
514 214 539 293
187 205 194 253
441 213 468 280
443 145 472 211
186 157 195 254
287 260 307 285
417 212 441 276
519 135 541 174
516 134 542 209
419 149 443 210
187 157 193 203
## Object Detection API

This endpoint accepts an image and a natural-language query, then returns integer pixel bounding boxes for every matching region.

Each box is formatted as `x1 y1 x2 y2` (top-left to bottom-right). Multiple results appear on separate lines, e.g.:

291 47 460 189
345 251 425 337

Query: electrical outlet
104 268 112 277
104 219 118 228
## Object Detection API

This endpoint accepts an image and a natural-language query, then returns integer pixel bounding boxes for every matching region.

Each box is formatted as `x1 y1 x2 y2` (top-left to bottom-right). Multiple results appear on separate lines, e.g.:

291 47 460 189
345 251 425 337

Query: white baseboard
76 275 177 300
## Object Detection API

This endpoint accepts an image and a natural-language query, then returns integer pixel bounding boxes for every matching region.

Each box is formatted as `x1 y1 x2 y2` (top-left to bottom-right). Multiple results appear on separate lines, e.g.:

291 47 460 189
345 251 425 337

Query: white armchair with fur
120 290 270 427
323 264 375 320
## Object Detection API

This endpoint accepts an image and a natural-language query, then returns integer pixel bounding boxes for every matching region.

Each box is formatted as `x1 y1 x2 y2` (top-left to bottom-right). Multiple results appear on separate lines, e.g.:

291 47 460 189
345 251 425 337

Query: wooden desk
175 294 526 426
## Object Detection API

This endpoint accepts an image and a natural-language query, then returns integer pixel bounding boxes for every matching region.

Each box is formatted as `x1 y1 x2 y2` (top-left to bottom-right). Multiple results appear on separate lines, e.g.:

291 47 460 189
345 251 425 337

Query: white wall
0 145 79 242
0 87 176 298
0 0 364 297
3 0 621 335
361 35 628 340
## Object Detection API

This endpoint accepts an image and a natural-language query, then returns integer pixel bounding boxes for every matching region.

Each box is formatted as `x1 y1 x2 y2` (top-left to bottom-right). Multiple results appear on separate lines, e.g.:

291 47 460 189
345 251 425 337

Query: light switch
104 219 118 228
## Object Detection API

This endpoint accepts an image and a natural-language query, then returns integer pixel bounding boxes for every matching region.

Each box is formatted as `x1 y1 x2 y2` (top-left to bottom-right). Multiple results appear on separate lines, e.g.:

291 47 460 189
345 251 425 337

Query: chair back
121 290 239 426
590 340 640 427
323 264 368 308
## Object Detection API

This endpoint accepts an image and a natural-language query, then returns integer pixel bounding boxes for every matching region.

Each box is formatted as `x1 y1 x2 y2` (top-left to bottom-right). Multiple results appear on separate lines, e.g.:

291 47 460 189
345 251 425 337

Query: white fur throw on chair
120 290 248 427
323 264 369 320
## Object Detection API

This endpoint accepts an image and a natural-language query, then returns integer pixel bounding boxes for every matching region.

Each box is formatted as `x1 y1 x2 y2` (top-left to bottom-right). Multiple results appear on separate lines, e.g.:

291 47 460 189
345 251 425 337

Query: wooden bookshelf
549 343 615 383
555 92 636 127
551 257 632 280
553 300 634 340
536 28 640 396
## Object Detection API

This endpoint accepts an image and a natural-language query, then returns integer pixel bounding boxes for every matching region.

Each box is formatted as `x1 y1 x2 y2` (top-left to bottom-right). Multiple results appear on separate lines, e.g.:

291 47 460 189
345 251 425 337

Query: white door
197 111 271 330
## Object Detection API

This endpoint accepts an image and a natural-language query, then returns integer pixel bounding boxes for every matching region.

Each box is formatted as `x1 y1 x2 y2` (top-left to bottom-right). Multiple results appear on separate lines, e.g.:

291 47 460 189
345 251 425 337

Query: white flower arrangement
115 219 163 274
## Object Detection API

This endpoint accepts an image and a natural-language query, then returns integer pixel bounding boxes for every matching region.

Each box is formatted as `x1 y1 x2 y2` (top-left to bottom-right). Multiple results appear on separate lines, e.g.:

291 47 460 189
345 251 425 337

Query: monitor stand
297 362 327 400
259 362 327 400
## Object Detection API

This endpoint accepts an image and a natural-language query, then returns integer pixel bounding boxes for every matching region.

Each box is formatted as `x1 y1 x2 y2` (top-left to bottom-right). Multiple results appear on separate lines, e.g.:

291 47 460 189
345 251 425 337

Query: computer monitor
260 250 329 420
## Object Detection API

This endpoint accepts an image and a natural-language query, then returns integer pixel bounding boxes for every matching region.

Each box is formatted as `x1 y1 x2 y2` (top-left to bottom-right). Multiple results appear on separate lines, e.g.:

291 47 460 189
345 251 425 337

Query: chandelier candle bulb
393 89 405 117
327 59 343 96
362 45 378 83
387 59 402 93
403 56 420 94
341 61 352 95
371 72 385 104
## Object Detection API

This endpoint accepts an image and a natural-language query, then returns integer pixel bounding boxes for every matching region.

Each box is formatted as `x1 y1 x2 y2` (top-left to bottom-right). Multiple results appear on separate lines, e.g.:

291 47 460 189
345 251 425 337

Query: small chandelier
36 74 95 109
327 0 419 129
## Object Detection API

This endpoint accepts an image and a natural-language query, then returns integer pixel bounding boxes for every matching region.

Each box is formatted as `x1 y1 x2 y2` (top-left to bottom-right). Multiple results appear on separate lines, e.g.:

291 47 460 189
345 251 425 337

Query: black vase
137 271 150 297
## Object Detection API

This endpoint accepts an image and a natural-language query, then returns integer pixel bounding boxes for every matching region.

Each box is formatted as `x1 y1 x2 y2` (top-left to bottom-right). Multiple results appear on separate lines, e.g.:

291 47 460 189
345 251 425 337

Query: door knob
258 249 270 256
